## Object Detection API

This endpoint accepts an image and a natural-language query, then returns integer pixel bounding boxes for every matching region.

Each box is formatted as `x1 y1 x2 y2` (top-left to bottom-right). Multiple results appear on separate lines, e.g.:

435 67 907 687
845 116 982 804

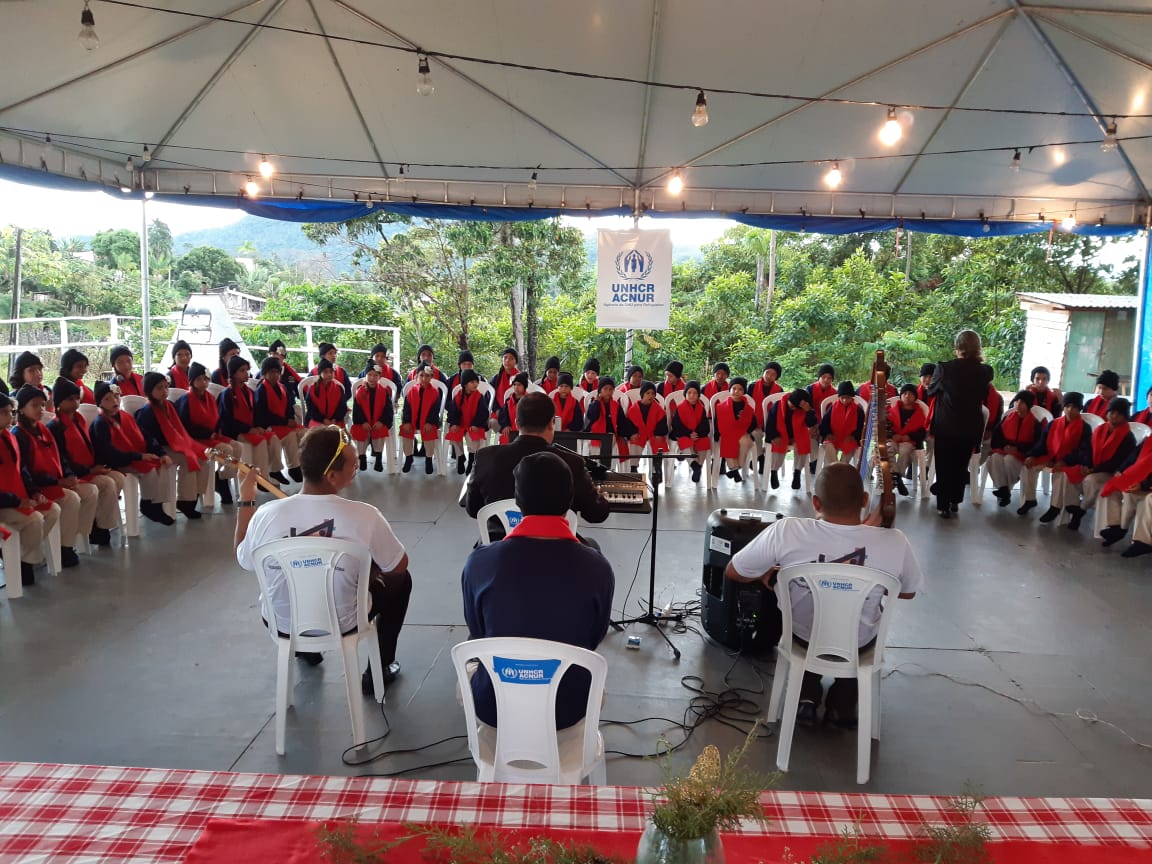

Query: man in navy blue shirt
461 451 615 729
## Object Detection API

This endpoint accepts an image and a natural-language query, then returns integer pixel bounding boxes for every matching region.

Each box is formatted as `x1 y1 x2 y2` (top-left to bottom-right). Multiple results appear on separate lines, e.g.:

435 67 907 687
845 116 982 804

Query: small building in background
1016 292 1138 394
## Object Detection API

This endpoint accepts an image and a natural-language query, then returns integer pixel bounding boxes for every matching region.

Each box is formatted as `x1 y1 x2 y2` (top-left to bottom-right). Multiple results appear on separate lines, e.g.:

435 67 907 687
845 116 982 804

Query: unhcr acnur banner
596 229 672 330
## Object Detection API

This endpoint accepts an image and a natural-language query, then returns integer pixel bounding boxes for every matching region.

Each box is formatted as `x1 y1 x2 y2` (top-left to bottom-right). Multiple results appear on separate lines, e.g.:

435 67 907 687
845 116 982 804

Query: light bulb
1101 120 1118 152
259 156 275 179
244 179 260 198
1061 214 1077 231
982 220 991 233
1010 150 1021 172
144 190 155 200
416 54 435 96
667 170 683 196
528 170 538 191
140 144 151 164
41 135 56 159
823 162 842 189
78 3 99 50
878 107 902 146
125 156 134 172
119 184 132 194
691 90 709 127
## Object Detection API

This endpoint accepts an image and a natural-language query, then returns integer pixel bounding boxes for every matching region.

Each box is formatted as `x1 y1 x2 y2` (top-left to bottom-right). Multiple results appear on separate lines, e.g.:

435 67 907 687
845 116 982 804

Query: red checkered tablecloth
0 762 1149 863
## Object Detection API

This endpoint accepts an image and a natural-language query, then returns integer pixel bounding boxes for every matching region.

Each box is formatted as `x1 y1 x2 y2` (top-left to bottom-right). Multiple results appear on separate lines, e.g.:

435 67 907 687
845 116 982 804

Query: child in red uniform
807 364 838 473
400 364 443 475
136 372 211 519
583 378 635 464
109 345 145 397
657 361 685 398
819 381 865 467
1074 398 1136 533
620 365 645 394
304 359 348 427
446 369 489 475
1084 370 1119 418
887 384 928 497
987 390 1043 509
1027 366 1062 415
749 362 784 475
702 362 731 400
175 362 238 505
255 357 303 485
713 377 757 482
765 388 818 490
498 372 530 445
217 357 273 485
550 374 585 432
350 363 394 473
211 338 240 386
670 381 710 483
312 342 353 397
1132 386 1152 426
91 381 173 522
539 356 561 394
580 358 601 394
10 352 54 412
168 340 193 390
1025 392 1092 521
626 381 668 471
489 348 521 431
0 394 60 586
59 349 95 405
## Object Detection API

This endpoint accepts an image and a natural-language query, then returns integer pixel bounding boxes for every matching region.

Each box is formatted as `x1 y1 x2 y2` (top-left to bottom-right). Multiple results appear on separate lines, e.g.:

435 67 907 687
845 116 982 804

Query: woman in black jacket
928 329 995 518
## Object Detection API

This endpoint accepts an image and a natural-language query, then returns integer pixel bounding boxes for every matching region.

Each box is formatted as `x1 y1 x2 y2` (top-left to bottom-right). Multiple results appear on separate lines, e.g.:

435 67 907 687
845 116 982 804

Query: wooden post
8 227 22 377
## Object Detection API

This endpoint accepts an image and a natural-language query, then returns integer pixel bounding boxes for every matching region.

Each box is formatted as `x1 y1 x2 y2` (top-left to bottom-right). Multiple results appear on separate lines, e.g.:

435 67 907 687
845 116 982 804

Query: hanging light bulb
1061 214 1077 231
1101 120 1118 152
125 155 134 173
691 90 709 127
878 107 902 146
823 162 843 189
78 1 100 50
667 170 684 196
528 166 539 191
258 156 275 179
140 144 151 164
1010 150 1021 172
416 54 435 96
41 135 56 159
244 178 260 198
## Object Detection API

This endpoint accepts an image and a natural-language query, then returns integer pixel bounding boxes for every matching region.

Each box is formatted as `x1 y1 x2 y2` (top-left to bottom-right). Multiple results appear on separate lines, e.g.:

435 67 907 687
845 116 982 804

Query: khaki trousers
987 453 1037 499
1131 492 1152 544
1102 489 1148 531
1049 471 1082 509
1081 472 1111 513
238 439 270 481
86 472 122 531
269 432 301 470
0 504 60 564
822 442 857 466
170 452 209 501
891 441 920 479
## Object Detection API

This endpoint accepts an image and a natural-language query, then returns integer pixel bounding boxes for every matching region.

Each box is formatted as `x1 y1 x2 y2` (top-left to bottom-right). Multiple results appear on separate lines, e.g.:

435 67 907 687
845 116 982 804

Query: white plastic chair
250 536 386 756
451 636 607 785
120 395 148 415
1 523 22 600
976 403 1051 501
966 406 992 505
401 379 448 475
1082 413 1105 432
766 563 902 785
475 498 578 546
77 404 99 424
707 392 759 489
167 388 188 403
206 382 226 398
1092 422 1152 538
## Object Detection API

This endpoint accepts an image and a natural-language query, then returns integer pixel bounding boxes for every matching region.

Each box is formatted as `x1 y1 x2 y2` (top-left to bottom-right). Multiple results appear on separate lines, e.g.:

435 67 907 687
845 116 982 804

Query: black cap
513 451 574 517
1063 392 1084 409
788 388 810 408
260 356 282 375
227 355 249 377
919 363 936 378
664 360 683 378
639 381 656 397
416 344 434 358
13 351 42 379
460 369 480 387
1109 397 1131 418
318 358 334 373
458 350 474 366
625 365 643 380
502 346 520 362
512 371 530 387
899 383 919 397
1097 369 1120 390
172 340 192 360
318 342 336 357
16 384 46 410
558 373 574 388
1012 390 1036 408
713 362 730 374
269 339 287 353
817 363 835 378
189 362 209 383
598 376 616 391
371 343 388 356
60 348 88 375
52 376 81 406
109 345 133 364
764 361 782 375
545 355 560 371
837 381 855 398
94 381 117 405
684 380 702 396
583 358 600 374
143 371 167 397
218 337 240 357
731 376 749 391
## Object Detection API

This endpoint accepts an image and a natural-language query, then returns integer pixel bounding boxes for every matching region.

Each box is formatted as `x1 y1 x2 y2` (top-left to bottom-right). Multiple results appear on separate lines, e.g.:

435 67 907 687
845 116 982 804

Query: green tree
148 219 174 263
90 228 140 270
175 245 243 290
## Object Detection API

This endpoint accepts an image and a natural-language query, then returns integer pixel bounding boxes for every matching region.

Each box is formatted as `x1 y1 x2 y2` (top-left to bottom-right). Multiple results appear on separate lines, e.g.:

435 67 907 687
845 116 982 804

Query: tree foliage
174 245 244 291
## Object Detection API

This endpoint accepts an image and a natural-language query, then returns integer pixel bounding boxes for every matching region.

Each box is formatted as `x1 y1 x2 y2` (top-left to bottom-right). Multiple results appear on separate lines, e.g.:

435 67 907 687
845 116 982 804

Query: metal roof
1016 291 1140 309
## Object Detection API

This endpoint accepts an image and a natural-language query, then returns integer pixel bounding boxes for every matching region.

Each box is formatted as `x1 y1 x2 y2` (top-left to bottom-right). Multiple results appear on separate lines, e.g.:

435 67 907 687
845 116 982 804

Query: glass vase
635 822 725 864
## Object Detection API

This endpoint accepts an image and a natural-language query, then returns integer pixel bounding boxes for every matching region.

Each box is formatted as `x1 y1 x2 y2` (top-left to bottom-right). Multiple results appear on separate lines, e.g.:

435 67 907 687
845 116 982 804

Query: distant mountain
581 234 701 266
173 216 359 277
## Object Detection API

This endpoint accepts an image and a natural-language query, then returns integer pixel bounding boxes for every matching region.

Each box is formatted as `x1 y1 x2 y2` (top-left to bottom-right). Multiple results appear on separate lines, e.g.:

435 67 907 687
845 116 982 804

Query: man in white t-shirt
725 463 922 729
235 425 411 698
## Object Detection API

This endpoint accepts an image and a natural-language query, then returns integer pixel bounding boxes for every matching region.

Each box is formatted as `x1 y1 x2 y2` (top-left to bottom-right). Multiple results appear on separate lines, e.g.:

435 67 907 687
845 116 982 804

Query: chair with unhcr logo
451 637 607 784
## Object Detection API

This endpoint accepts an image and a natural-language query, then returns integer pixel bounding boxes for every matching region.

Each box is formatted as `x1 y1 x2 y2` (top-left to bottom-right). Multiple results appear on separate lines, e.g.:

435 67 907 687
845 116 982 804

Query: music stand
610 451 685 660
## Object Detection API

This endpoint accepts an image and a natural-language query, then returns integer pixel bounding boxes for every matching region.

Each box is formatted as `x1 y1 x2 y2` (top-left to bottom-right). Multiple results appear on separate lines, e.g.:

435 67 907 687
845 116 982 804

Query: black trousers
795 636 875 716
931 434 973 510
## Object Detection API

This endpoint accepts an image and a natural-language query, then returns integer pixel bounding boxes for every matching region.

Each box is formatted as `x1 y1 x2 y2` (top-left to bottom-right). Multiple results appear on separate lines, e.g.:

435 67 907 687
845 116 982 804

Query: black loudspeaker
701 509 782 654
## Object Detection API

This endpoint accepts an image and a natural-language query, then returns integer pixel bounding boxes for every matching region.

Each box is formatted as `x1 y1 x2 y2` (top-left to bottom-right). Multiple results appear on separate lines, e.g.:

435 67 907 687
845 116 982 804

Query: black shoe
791 470 802 490
770 469 780 489
142 502 175 526
809 460 817 475
425 457 435 474
1066 506 1085 531
1038 506 1061 523
466 454 475 475
1122 541 1152 558
1017 500 1038 516
20 562 35 586
690 461 702 483
176 500 202 520
402 455 413 473
1101 526 1127 547
295 651 323 666
288 466 303 483
727 468 742 482
929 482 939 496
824 707 858 730
61 546 80 568
456 454 467 474
796 700 818 728
994 486 1011 506
374 453 384 473
938 508 952 519
358 454 368 471
894 476 909 497
271 470 291 485
362 661 401 696
139 497 152 515
950 501 959 513
758 454 765 475
215 477 234 504
88 527 112 547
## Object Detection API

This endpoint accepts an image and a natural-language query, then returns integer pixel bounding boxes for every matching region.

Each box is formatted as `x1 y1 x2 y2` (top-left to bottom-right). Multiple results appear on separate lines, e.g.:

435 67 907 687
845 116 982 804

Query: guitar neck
204 448 289 499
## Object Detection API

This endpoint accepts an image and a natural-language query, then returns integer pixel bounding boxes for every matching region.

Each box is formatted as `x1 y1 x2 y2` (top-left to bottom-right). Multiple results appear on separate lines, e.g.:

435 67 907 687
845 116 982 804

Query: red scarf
20 422 65 499
715 397 754 459
1091 421 1130 467
995 410 1038 452
0 431 34 506
553 393 579 430
309 380 344 421
169 365 190 390
187 389 222 443
446 389 485 442
73 378 95 405
810 381 837 408
627 400 666 449
1044 416 1085 463
1029 387 1060 414
587 398 621 434
1084 395 1109 418
771 402 812 455
582 372 599 393
403 384 438 437
828 400 860 450
281 362 302 384
407 363 442 382
499 394 522 444
540 376 558 394
117 371 145 397
703 379 730 400
888 403 927 438
675 399 709 452
506 514 577 541
106 411 161 474
57 411 95 472
660 379 686 396
1132 408 1152 426
492 370 520 414
261 380 292 436
1103 437 1152 498
355 384 388 425
750 378 783 409
858 382 896 403
150 400 203 470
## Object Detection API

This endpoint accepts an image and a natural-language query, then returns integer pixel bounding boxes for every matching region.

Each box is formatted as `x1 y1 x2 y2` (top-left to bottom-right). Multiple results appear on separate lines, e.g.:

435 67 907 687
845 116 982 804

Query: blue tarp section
1134 237 1152 404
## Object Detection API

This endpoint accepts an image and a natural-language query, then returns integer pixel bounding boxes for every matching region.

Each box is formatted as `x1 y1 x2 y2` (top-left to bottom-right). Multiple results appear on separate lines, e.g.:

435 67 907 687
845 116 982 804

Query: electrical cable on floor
613 527 653 620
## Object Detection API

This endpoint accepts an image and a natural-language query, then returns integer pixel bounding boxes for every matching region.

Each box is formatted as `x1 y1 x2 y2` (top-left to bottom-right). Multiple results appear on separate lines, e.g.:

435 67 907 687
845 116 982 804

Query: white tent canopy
2 0 1152 224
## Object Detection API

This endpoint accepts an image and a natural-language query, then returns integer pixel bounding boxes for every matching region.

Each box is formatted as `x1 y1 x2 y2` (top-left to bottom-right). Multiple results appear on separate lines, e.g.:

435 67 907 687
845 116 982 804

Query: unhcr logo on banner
611 249 656 303
596 228 672 329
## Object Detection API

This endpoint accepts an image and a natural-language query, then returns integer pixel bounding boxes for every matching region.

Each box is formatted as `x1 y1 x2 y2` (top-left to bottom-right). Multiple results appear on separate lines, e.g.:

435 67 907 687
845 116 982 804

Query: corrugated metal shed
1016 292 1138 310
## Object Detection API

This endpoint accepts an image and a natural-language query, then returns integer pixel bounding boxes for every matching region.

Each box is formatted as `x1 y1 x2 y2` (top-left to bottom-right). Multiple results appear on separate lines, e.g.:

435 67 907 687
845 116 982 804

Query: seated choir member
670 380 710 483
987 390 1044 509
583 377 635 463
489 347 521 432
807 364 838 472
408 344 448 384
168 340 194 390
445 368 489 475
657 360 686 398
461 451 614 729
1027 366 1062 415
887 383 928 497
497 372 530 445
550 373 585 432
255 357 303 485
175 362 239 505
539 356 561 394
12 385 94 567
59 349 95 405
364 343 405 392
1133 385 1152 426
217 357 273 483
47 378 120 547
580 358 601 394
447 349 476 396
211 338 241 386
856 358 896 403
979 382 1005 465
91 381 172 524
626 382 668 470
304 359 348 428
765 388 818 490
1025 392 1092 521
1071 398 1136 533
136 372 210 520
620 365 645 393
351 363 395 473
713 376 757 482
0 394 61 586
1084 370 1120 419
266 339 303 399
109 345 146 397
702 362 731 400
916 363 935 406
311 342 353 397
1099 426 1152 557
400 363 443 475
749 361 784 475
819 381 865 467
9 351 53 413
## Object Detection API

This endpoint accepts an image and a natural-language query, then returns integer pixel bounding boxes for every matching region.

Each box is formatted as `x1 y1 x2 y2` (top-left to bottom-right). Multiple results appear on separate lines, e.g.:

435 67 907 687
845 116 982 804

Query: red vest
714 397 754 459
994 410 1038 453
826 400 861 452
56 411 96 473
117 371 145 397
772 403 811 455
18 422 65 499
552 393 580 431
401 384 439 438
169 365 191 390
887 403 927 439
308 380 345 424
627 400 667 449
0 430 30 501
446 389 485 443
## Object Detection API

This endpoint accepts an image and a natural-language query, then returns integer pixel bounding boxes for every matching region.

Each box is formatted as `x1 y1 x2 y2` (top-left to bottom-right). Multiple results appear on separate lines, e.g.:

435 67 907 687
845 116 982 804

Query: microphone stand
609 451 685 660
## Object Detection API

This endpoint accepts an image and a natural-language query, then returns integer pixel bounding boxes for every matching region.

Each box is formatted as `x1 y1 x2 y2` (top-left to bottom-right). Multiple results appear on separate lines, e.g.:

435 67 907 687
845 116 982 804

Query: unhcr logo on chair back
596 228 672 330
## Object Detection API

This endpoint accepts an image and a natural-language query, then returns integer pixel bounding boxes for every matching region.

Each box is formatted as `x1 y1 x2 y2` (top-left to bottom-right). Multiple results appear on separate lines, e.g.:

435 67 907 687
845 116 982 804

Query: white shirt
730 517 923 645
236 493 406 634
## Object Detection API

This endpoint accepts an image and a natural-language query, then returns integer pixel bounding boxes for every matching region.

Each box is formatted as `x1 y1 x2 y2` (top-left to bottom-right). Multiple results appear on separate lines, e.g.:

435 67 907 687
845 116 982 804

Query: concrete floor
2 461 1151 798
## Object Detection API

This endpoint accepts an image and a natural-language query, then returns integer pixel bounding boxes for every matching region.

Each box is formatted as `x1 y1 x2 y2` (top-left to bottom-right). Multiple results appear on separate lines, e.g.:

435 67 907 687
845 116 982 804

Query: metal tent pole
140 199 151 371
